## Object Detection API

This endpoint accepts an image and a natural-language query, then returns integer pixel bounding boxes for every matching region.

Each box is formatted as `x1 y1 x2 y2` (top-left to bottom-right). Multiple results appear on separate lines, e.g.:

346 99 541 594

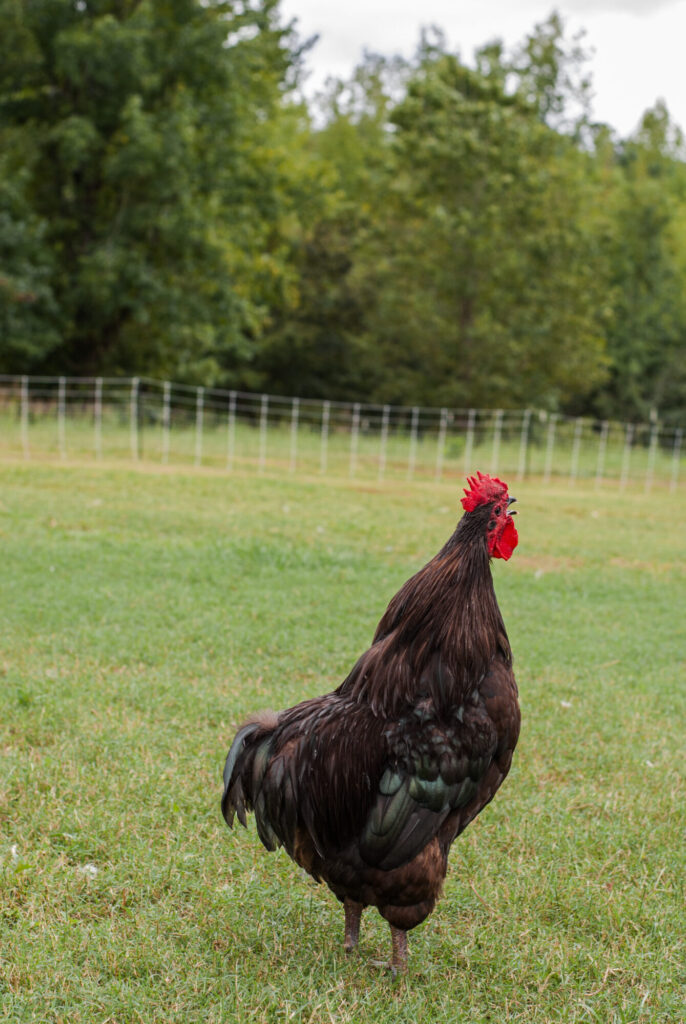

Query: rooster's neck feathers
339 512 510 715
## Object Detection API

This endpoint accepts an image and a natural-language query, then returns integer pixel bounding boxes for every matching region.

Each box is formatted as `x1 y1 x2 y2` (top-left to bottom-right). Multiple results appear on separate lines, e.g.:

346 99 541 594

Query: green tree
593 102 686 422
241 52 405 399
0 0 298 380
360 47 609 409
0 164 61 370
510 10 593 138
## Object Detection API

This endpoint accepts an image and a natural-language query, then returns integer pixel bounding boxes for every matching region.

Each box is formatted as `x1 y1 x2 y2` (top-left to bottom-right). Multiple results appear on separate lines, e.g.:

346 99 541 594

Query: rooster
222 472 520 974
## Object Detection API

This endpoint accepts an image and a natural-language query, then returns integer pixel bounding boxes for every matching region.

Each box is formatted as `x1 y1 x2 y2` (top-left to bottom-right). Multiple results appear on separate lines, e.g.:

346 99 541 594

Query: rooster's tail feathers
222 722 259 828
221 715 279 832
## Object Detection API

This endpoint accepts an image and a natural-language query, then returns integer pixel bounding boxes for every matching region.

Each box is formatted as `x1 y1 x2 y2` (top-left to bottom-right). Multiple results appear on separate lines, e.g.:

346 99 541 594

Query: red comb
461 471 509 512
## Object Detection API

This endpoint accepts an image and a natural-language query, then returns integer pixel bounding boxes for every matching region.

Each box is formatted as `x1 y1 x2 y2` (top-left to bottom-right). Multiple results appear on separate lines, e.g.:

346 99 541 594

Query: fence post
594 420 609 489
407 406 419 480
569 417 583 486
320 401 330 475
20 375 29 459
349 403 361 478
194 386 204 466
619 423 634 491
258 394 268 474
289 397 299 474
130 377 139 461
491 409 503 475
670 428 683 492
644 419 659 493
543 414 558 484
435 408 448 481
378 405 390 481
162 381 171 464
94 377 103 459
516 409 531 481
58 376 66 459
227 391 236 471
464 409 476 474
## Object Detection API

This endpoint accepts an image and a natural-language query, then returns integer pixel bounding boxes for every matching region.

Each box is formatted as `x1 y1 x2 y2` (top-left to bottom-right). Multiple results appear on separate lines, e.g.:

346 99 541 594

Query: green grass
0 461 684 1023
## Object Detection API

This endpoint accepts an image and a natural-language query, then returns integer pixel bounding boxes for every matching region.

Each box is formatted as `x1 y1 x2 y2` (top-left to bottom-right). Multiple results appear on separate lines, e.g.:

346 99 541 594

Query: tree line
1 1 685 424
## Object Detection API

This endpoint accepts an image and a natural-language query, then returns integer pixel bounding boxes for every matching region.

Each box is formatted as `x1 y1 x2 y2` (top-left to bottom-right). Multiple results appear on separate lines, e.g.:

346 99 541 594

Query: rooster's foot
371 926 408 978
370 960 407 981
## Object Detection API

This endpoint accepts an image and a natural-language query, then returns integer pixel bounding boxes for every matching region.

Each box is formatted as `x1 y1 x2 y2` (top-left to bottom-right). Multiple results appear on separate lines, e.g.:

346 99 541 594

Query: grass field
0 461 684 1023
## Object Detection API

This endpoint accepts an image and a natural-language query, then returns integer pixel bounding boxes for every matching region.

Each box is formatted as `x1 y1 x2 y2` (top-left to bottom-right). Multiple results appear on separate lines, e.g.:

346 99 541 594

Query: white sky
280 0 686 138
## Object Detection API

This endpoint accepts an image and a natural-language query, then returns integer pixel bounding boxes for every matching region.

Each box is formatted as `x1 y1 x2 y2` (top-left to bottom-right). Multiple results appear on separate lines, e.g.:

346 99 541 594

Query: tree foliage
358 46 609 408
593 103 686 421
0 0 298 379
1 4 685 421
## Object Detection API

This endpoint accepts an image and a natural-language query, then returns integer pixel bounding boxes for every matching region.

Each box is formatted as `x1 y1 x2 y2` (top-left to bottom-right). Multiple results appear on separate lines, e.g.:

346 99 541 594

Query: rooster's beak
507 496 517 514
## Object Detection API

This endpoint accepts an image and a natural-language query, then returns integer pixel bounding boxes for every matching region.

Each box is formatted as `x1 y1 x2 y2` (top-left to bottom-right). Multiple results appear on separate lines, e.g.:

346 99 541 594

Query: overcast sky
280 0 686 138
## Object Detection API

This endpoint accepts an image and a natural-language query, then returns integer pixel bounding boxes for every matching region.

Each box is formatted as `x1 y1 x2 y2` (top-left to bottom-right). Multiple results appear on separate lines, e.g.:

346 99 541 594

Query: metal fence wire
0 375 682 490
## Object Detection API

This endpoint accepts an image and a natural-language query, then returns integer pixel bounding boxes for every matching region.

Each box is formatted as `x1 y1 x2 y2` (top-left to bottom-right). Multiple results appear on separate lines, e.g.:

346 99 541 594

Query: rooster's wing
358 692 499 870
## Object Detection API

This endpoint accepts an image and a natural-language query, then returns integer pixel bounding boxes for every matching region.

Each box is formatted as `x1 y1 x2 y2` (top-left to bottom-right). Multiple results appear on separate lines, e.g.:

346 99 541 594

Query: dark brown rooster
222 472 520 974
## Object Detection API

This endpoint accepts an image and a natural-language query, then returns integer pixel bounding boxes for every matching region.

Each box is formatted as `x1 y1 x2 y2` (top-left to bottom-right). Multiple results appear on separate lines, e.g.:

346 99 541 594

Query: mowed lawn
0 462 684 1024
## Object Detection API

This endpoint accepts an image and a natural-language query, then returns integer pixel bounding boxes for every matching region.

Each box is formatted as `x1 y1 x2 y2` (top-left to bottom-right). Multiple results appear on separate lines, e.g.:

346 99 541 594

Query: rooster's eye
494 506 501 516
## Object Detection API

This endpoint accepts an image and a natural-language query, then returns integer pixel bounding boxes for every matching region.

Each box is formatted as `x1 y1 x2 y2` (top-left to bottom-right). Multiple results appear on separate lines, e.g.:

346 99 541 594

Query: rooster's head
461 471 518 561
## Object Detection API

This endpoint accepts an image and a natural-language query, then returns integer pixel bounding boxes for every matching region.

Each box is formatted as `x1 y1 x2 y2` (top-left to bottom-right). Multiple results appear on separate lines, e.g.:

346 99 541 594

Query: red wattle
492 516 519 560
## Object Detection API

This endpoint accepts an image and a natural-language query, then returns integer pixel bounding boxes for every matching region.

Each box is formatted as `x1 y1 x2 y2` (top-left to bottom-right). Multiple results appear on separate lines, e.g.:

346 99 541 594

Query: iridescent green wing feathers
359 705 497 869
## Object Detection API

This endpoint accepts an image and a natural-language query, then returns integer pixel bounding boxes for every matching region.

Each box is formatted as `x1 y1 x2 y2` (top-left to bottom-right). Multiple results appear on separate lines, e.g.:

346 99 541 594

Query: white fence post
644 420 659 493
20 375 29 459
162 381 171 464
619 423 634 491
407 406 419 480
670 428 683 492
320 401 330 475
194 386 204 466
258 394 268 474
435 408 448 481
130 377 139 461
349 403 361 478
464 409 476 474
543 414 558 484
94 377 103 460
58 376 66 459
289 397 299 474
594 420 609 489
226 391 237 471
569 417 583 486
516 409 531 481
378 405 390 481
491 409 503 475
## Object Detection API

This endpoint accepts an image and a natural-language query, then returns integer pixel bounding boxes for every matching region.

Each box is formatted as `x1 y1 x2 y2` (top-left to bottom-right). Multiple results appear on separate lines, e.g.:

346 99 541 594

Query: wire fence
0 375 682 490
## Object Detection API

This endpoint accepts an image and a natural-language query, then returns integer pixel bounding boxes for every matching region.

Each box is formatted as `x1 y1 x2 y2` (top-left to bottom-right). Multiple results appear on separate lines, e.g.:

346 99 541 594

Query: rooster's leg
389 926 408 976
343 898 363 953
